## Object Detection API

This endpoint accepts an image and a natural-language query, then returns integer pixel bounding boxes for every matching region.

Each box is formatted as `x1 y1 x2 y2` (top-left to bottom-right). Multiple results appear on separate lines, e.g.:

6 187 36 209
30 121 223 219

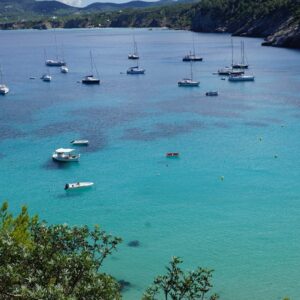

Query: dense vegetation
0 202 122 299
143 257 219 300
0 202 220 299
1 0 299 48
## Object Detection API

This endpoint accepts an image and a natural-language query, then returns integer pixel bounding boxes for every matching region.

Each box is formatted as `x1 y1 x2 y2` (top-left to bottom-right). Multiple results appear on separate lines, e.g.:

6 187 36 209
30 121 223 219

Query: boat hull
46 60 66 67
206 91 218 96
229 76 255 82
127 69 145 75
71 140 89 146
65 182 94 190
183 57 203 62
0 87 9 95
82 79 100 84
128 55 139 60
52 153 80 162
232 64 249 69
178 80 200 87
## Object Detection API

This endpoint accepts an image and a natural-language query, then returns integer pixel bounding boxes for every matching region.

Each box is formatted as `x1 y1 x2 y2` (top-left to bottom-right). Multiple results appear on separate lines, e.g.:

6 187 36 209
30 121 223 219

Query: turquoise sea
0 28 300 299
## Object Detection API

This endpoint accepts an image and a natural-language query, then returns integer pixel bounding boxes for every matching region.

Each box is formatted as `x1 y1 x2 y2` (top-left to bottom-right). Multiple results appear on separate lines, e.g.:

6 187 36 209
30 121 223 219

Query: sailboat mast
190 61 193 80
231 38 234 67
0 66 3 84
241 41 245 65
192 34 196 56
54 28 59 60
90 50 94 75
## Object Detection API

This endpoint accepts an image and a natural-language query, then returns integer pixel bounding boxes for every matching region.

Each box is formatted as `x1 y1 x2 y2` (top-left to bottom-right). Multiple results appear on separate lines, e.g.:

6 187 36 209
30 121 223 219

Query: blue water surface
0 28 300 300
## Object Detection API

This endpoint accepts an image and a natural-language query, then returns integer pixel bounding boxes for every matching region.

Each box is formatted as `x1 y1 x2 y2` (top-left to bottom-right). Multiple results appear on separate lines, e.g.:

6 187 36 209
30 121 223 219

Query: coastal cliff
0 0 300 49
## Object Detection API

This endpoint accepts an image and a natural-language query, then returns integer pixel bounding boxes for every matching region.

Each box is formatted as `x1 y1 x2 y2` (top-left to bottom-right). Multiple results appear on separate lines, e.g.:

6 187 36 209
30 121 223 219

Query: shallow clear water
0 28 300 300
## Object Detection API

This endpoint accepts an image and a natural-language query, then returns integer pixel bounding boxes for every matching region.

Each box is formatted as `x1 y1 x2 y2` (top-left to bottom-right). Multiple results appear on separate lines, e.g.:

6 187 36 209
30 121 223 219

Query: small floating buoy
274 154 278 159
220 176 224 181
221 77 226 80
259 137 263 141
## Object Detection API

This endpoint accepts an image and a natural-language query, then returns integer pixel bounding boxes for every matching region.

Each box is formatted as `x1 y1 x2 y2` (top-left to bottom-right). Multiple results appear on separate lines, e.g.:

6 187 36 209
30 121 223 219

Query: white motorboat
41 74 52 82
178 61 199 87
82 51 100 84
228 74 255 82
0 67 9 95
71 140 89 145
52 148 80 162
61 66 69 73
65 182 94 190
0 84 9 95
127 66 145 75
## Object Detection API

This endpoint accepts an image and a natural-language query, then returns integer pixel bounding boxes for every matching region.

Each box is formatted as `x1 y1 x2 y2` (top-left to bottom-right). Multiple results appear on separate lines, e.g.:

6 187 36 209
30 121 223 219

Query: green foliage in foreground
0 201 221 299
0 202 122 299
142 257 219 300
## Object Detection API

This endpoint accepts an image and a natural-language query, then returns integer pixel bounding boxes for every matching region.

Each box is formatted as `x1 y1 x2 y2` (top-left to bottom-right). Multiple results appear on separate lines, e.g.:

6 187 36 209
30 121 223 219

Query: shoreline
0 23 298 50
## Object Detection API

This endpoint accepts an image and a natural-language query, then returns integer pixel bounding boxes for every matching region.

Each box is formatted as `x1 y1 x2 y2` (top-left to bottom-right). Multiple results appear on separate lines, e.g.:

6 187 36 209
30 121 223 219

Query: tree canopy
0 201 122 299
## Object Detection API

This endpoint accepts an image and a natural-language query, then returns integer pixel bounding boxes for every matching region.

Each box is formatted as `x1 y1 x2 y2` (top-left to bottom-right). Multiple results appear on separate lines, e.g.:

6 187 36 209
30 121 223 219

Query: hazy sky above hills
57 0 156 5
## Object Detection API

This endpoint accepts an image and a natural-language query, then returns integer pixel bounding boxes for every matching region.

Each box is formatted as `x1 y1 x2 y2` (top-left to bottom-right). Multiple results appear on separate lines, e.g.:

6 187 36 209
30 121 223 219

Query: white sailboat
228 74 255 82
183 35 203 62
232 41 249 69
0 66 9 95
82 51 100 84
178 61 200 87
41 50 52 82
45 29 67 67
127 57 145 74
218 38 244 76
128 35 139 60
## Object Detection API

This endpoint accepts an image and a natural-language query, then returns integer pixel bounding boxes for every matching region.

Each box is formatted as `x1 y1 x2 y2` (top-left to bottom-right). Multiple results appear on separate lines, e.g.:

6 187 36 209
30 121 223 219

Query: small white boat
228 74 255 82
0 84 9 95
82 75 100 84
178 79 200 87
61 66 69 73
0 67 9 95
206 91 218 96
182 53 203 62
128 53 139 60
46 60 66 67
82 51 100 84
71 139 89 145
41 74 52 82
127 66 145 75
178 61 199 87
52 148 80 162
65 182 94 190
